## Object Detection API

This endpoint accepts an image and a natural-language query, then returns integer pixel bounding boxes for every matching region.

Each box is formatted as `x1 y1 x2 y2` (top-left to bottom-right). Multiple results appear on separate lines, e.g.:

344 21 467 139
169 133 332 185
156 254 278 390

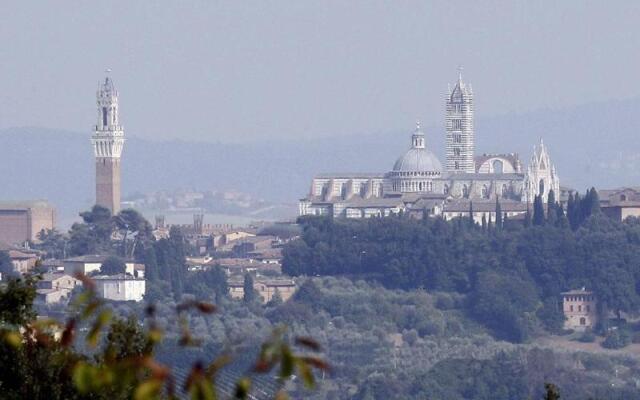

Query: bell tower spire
446 66 475 173
91 70 125 215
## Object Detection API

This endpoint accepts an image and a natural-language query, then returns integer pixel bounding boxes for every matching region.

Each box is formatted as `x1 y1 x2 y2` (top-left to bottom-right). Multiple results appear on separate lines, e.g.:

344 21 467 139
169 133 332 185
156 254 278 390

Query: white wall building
63 255 142 276
94 274 146 302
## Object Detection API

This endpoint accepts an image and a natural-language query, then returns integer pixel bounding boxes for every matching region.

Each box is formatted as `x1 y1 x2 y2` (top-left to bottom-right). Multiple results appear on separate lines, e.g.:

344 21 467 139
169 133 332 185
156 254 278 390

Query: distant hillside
2 97 639 219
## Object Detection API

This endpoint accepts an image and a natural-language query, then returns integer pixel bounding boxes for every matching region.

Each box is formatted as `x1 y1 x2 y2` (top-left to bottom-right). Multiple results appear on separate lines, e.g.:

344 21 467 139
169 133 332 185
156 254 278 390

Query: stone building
441 199 529 224
599 187 640 221
562 288 598 331
35 273 81 304
8 250 39 274
94 274 146 302
299 70 560 219
92 72 125 215
0 201 55 245
228 277 296 304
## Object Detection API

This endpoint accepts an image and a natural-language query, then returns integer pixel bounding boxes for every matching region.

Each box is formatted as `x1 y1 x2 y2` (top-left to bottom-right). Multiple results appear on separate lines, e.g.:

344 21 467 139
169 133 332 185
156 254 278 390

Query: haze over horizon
2 2 640 143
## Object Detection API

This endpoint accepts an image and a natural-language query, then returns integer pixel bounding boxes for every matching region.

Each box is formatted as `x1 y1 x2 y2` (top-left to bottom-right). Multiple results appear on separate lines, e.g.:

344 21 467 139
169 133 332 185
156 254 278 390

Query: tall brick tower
91 71 125 215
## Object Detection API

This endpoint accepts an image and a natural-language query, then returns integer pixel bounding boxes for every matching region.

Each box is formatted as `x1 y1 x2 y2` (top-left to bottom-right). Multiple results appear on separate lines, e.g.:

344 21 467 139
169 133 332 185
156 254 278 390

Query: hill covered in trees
283 190 639 343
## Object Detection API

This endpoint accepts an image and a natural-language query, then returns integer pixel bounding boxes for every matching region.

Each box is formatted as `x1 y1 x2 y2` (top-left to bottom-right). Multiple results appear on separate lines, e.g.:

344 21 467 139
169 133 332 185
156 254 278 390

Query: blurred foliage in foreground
0 274 327 400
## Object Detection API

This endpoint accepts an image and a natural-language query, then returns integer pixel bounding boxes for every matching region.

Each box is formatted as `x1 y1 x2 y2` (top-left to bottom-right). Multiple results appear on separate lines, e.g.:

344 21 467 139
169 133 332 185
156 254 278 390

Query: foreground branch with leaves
0 274 328 400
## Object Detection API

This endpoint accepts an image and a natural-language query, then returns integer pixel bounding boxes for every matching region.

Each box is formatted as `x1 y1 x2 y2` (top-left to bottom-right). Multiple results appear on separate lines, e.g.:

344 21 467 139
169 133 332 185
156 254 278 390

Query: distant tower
446 67 475 173
523 139 560 203
155 215 165 230
91 71 125 215
193 213 204 235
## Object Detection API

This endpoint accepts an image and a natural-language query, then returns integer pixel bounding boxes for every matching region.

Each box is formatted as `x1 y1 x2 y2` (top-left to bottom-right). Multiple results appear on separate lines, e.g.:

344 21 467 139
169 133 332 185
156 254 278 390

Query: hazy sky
1 1 640 143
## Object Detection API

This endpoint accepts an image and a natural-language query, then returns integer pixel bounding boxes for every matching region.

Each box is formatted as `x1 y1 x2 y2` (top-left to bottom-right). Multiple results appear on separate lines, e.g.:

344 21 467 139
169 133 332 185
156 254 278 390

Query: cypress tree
547 189 557 225
495 199 503 229
468 201 475 227
588 187 601 215
524 207 531 228
567 192 575 228
533 195 545 226
243 273 256 303
481 214 487 231
556 202 569 229
572 192 581 229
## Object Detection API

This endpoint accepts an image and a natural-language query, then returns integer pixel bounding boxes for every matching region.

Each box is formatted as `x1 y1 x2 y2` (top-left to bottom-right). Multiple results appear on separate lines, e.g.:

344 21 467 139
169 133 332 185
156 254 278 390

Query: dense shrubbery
577 330 597 343
283 190 640 342
602 329 631 349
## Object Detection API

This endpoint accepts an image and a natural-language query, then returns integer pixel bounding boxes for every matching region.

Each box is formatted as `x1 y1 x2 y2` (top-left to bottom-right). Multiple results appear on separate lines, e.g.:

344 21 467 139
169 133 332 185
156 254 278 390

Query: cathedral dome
392 147 442 173
392 122 442 174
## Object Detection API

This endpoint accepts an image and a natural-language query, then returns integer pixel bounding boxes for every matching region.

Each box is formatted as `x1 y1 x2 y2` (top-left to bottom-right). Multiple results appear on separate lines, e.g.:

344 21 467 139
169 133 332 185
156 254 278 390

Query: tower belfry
446 67 475 173
91 71 125 215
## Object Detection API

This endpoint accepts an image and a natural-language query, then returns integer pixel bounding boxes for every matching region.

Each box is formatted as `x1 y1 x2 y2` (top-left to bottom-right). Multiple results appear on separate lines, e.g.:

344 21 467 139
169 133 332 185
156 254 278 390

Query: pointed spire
457 65 464 82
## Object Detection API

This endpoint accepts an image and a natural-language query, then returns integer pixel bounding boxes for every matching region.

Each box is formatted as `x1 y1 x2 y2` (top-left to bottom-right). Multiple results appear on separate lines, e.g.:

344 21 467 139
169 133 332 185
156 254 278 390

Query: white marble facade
300 71 560 218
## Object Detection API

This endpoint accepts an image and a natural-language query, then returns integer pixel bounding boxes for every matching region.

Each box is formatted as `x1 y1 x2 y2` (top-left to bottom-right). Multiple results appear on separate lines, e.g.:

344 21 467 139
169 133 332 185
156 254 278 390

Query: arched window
454 148 461 156
580 317 586 326
444 184 449 195
462 185 469 199
501 184 508 198
455 161 460 170
621 194 627 201
539 179 545 196
419 182 424 191
102 107 108 126
492 160 504 174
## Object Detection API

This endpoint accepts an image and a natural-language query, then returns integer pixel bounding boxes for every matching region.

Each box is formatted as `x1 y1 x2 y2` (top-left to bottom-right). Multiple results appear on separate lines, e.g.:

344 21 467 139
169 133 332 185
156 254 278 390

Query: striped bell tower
91 70 125 215
445 67 475 173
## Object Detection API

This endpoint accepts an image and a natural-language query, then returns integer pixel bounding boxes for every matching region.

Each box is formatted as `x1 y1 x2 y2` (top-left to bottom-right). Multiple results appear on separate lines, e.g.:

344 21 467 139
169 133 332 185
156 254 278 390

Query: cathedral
299 70 561 221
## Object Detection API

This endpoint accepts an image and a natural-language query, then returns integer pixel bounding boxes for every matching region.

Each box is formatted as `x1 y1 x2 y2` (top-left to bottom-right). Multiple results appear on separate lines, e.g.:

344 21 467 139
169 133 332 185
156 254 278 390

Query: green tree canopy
99 256 127 276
